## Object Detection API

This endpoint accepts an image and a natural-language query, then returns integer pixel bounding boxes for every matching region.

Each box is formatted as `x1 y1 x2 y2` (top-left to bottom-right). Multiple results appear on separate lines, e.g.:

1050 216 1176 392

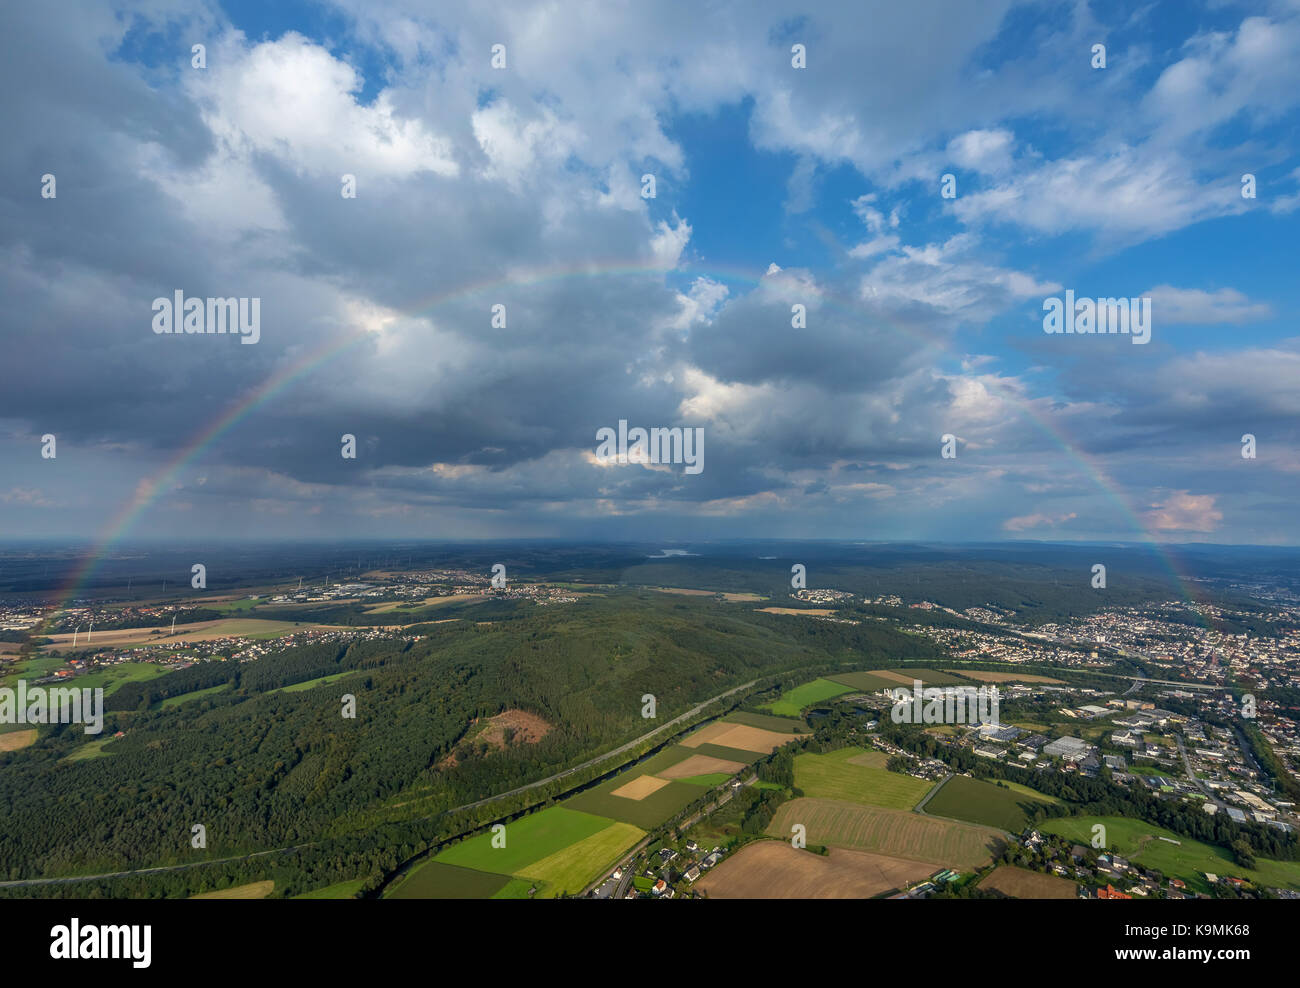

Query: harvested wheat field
0 729 37 752
611 775 671 800
657 754 746 780
979 865 1077 898
768 798 1004 870
698 841 938 899
190 880 274 899
682 722 794 754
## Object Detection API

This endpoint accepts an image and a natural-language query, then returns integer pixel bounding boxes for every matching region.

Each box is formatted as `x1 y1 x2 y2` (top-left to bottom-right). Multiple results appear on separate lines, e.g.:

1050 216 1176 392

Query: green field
793 747 932 809
563 777 702 830
688 741 769 764
270 670 358 694
923 775 1059 831
388 861 518 899
43 662 166 697
679 773 733 787
0 656 65 688
491 878 540 899
433 806 612 876
760 678 852 717
157 682 231 709
1040 815 1300 893
727 710 809 733
212 598 261 613
293 879 364 899
62 737 117 762
517 821 644 897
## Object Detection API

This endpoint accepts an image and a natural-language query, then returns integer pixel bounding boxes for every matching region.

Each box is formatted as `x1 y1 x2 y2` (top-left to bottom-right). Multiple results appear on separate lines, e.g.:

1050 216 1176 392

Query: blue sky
1 0 1298 545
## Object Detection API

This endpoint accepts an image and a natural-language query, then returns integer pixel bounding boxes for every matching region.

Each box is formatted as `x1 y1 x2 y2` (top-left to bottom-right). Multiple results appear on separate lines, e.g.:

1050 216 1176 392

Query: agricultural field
682 720 797 755
793 747 931 810
756 607 838 616
657 754 746 781
759 678 852 717
826 668 967 692
68 661 169 696
945 670 1065 684
39 618 335 651
1040 816 1300 894
768 798 1005 870
268 671 358 694
363 593 486 614
157 683 231 709
689 741 774 764
292 879 364 899
61 737 117 762
390 806 644 899
654 588 765 602
387 861 525 899
679 773 732 787
727 710 809 733
432 807 611 876
210 597 261 613
922 775 1060 831
698 840 938 899
190 880 274 899
0 728 37 751
563 776 700 830
979 865 1077 899
517 821 643 898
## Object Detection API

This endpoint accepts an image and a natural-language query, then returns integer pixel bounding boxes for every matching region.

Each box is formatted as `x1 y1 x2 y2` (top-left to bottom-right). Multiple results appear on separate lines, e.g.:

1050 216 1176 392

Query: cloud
1143 491 1223 532
1002 511 1077 532
1143 285 1272 325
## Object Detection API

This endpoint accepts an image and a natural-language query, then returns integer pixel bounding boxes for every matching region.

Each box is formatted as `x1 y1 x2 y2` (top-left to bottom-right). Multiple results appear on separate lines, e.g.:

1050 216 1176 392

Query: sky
1 0 1298 546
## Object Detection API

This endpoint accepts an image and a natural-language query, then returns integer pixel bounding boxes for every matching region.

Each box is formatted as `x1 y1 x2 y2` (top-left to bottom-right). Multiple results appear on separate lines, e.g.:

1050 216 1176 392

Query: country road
913 773 954 814
0 678 760 890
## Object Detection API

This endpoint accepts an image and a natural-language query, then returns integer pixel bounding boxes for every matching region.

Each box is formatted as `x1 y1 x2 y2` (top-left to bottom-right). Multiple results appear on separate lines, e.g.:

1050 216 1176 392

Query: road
1173 733 1225 810
913 773 954 814
581 772 756 898
0 678 761 890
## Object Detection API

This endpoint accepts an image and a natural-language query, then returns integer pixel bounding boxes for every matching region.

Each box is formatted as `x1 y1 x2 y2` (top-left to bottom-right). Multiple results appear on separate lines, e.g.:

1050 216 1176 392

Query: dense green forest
0 593 937 892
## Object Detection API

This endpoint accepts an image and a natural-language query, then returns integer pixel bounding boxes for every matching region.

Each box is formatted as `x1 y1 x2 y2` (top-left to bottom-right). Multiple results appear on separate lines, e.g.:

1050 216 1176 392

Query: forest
0 591 935 895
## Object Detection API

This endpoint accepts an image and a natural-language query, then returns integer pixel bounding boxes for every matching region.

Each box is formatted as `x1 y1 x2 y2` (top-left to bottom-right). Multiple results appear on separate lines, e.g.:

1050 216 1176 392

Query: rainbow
52 258 1197 610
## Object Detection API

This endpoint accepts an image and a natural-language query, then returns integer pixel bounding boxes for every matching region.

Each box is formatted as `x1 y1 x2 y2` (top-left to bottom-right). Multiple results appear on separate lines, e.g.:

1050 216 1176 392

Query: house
651 879 668 896
1097 885 1132 899
684 866 701 883
685 840 699 853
